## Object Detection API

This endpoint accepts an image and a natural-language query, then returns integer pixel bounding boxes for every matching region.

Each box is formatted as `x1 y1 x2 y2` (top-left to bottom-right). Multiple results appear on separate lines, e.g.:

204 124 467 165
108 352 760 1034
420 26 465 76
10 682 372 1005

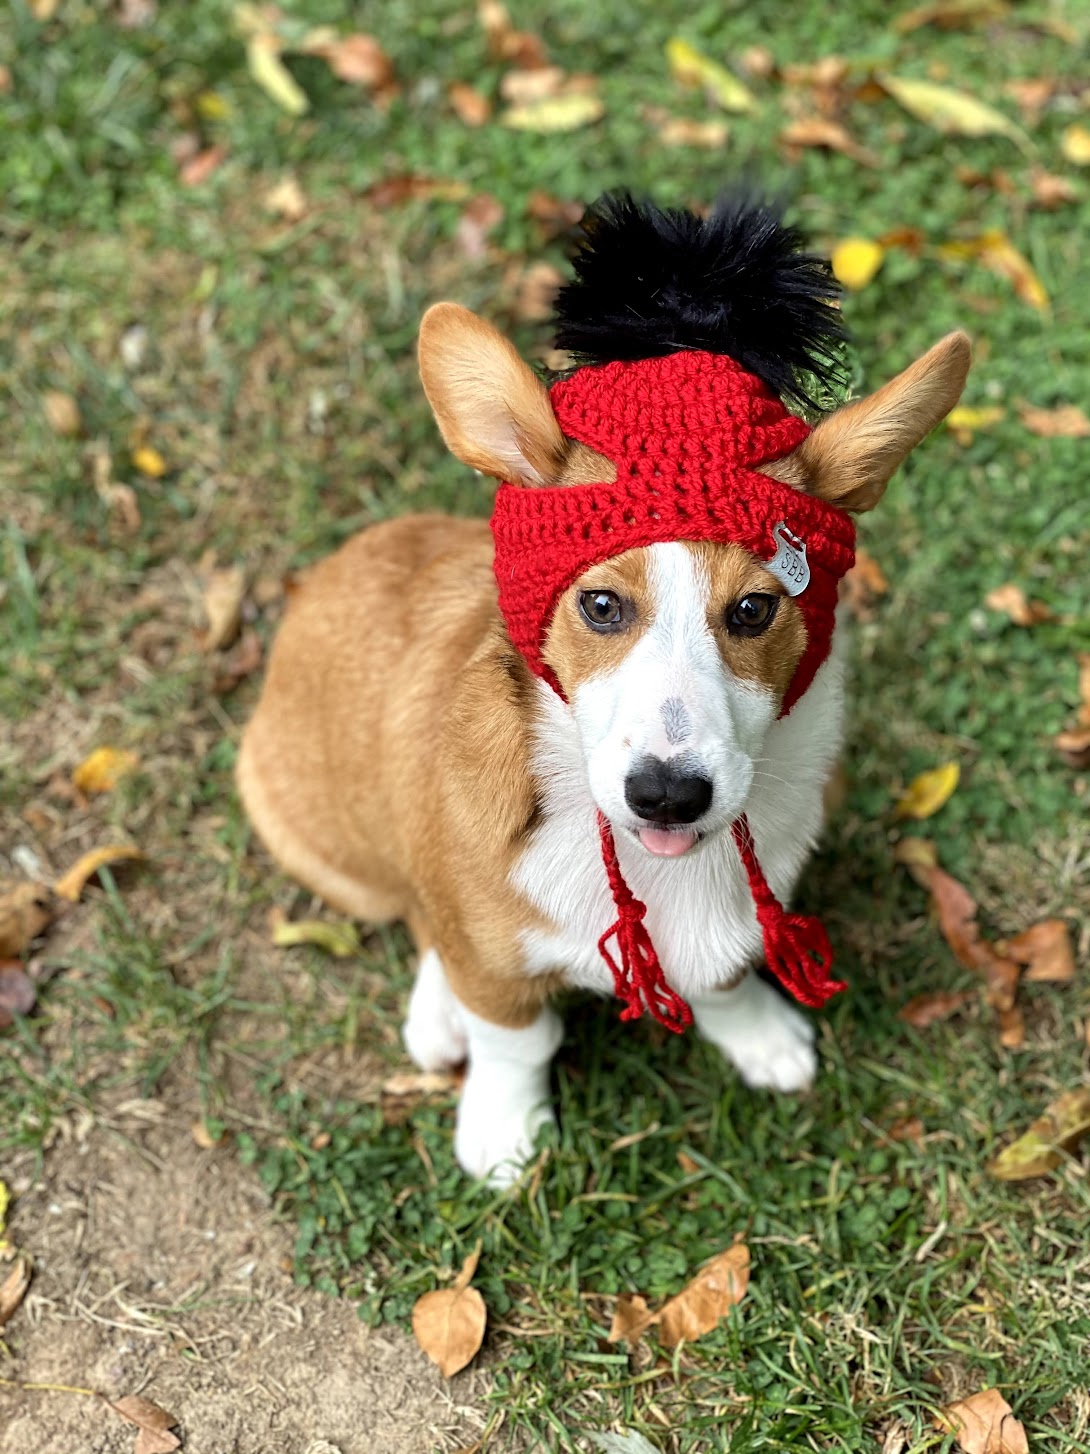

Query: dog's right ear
418 303 571 485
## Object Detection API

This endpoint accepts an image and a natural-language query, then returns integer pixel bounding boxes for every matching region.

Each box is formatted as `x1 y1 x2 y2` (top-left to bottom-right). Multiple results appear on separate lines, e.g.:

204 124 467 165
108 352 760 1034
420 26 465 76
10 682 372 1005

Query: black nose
624 757 713 824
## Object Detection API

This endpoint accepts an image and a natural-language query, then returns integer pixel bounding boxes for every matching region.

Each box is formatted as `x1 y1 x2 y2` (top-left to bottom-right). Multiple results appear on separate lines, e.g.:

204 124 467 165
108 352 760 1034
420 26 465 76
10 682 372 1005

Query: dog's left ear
768 331 972 511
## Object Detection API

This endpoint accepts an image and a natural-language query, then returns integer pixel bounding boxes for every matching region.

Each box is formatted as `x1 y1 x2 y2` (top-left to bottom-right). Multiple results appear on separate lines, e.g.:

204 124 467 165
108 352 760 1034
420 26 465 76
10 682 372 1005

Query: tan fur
239 305 970 1035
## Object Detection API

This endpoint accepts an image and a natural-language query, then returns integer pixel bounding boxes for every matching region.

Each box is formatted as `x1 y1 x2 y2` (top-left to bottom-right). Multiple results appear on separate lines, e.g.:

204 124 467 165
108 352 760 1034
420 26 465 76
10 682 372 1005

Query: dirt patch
0 1108 487 1454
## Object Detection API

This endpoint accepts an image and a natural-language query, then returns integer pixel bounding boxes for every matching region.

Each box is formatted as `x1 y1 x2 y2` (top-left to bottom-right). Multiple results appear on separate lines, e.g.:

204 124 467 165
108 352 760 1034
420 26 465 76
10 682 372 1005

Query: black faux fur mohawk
552 191 848 412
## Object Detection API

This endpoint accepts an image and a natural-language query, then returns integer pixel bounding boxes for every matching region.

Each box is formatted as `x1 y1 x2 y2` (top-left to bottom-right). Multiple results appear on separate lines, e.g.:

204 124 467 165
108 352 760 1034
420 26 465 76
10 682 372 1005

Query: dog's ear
418 303 573 485
765 331 972 512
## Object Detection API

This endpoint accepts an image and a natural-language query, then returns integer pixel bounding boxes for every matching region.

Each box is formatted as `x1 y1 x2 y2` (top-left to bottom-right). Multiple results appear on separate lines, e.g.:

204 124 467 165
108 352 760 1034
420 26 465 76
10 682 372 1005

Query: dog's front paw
454 1069 556 1187
692 975 818 1094
403 950 469 1071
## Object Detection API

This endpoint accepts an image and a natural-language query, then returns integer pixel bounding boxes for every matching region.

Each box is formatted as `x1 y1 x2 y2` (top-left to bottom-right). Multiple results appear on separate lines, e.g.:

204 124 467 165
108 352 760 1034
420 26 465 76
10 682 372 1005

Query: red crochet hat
491 350 856 1031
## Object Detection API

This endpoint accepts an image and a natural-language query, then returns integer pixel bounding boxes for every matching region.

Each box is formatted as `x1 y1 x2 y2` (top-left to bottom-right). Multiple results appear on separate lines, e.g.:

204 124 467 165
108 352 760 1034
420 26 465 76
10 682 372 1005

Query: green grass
2 0 1089 1448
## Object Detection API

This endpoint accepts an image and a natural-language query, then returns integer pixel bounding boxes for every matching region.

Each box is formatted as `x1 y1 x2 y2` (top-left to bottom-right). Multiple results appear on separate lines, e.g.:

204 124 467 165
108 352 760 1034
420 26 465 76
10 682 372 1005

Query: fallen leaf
660 116 730 148
42 390 82 437
270 915 361 958
894 0 1008 33
514 261 564 321
499 66 567 105
106 1394 181 1453
0 881 53 958
54 844 142 903
988 1086 1090 1180
265 176 307 221
212 626 263 693
117 0 158 27
191 1119 226 1149
1054 727 1090 769
449 82 491 126
937 1388 1028 1454
929 867 986 971
997 1005 1025 1049
500 92 604 133
665 38 756 114
308 33 395 92
412 1244 487 1377
363 174 469 209
456 194 504 259
526 190 584 238
72 746 139 796
877 74 1029 148
478 1 548 68
382 1070 460 1097
998 919 1076 983
200 564 246 651
1080 655 1090 725
0 964 38 1030
0 1255 32 1327
831 237 885 290
940 230 1048 311
893 836 938 888
587 1433 661 1454
842 548 889 621
984 583 1054 626
946 404 1005 445
1028 167 1077 210
179 144 229 187
779 115 878 166
132 445 167 478
1060 123 1090 166
894 762 960 820
738 44 776 79
194 90 230 121
1018 402 1090 438
607 1292 656 1346
656 1242 749 1346
886 1115 925 1143
898 989 975 1028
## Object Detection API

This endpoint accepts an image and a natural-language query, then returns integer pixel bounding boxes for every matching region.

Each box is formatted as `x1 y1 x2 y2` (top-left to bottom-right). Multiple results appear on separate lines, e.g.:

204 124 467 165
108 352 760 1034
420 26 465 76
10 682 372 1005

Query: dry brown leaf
212 626 263 694
660 116 730 148
0 1254 32 1327
107 1395 180 1453
1028 167 1077 210
779 115 878 166
179 144 228 187
449 82 491 126
191 1119 226 1149
929 867 983 970
382 1070 460 1097
898 989 975 1028
656 1242 750 1346
886 1115 925 1144
514 261 564 322
937 1388 1028 1453
72 745 139 796
54 844 142 903
363 174 469 209
842 547 889 621
998 919 1076 983
265 176 307 221
676 1150 701 1175
42 390 82 437
526 190 584 238
306 33 395 93
479 1 548 68
988 1086 1090 1180
499 65 567 105
997 1005 1025 1049
134 1429 182 1454
1005 77 1056 121
738 45 775 78
607 1292 656 1346
0 881 53 958
412 1244 487 1377
1054 727 1090 769
456 194 504 259
984 583 1054 626
894 0 1008 33
1018 402 1090 438
0 963 38 1029
200 564 246 650
893 836 939 888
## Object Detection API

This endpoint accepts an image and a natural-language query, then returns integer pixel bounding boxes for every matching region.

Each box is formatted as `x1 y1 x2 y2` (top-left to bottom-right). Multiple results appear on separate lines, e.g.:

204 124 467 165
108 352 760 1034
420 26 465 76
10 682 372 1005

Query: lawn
1 1 1089 1451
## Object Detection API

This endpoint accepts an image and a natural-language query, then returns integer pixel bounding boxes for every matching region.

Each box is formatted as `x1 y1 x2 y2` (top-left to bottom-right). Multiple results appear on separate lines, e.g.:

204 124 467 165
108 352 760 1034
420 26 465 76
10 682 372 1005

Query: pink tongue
638 826 698 858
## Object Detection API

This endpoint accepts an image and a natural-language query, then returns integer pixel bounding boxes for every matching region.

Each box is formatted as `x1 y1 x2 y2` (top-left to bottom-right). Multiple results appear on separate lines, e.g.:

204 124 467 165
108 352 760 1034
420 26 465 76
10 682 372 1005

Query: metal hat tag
767 521 811 597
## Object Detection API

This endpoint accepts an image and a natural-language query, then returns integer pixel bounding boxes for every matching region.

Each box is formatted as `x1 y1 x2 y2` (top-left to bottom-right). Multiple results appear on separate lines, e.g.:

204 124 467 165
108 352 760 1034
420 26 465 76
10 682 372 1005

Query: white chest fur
511 645 848 999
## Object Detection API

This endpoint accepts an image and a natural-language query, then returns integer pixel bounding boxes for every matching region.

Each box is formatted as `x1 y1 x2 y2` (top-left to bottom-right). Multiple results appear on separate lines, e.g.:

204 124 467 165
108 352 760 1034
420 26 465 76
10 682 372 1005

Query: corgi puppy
237 195 970 1183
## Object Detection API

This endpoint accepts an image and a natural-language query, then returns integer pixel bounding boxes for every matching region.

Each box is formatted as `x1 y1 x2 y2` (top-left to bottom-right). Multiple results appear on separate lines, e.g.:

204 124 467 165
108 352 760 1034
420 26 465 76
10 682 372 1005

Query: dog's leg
453 1003 563 1187
691 973 817 1093
403 948 469 1071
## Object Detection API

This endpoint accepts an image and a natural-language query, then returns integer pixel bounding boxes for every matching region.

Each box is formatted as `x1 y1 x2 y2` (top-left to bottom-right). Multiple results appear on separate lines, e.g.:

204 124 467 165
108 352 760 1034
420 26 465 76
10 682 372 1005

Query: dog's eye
727 593 779 637
579 589 624 631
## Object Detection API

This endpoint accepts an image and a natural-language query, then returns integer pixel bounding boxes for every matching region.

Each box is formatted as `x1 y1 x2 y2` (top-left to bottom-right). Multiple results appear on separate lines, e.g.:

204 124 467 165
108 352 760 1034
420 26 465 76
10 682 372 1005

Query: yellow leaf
54 844 142 903
666 37 756 113
271 917 361 958
131 445 167 478
71 746 139 796
894 762 960 820
412 1245 487 1377
877 73 1029 149
0 1179 11 1257
195 91 231 120
988 1086 1090 1180
500 92 604 133
940 229 1049 313
946 405 1005 441
1060 123 1090 166
830 238 884 290
246 34 309 116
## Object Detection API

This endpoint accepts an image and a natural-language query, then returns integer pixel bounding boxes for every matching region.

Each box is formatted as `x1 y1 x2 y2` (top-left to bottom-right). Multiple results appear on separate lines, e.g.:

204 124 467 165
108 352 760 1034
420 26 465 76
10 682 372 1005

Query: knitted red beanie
491 350 856 1030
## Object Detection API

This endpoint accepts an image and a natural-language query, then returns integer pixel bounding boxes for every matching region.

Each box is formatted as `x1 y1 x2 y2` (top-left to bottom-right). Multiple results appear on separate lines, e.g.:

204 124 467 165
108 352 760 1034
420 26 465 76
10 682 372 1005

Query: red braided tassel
596 817 693 1033
731 815 846 1009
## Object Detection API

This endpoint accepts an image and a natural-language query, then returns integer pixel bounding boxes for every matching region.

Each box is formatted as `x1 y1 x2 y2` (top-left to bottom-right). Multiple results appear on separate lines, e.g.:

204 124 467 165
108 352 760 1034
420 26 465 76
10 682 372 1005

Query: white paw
692 974 818 1094
454 1072 556 1187
402 950 468 1071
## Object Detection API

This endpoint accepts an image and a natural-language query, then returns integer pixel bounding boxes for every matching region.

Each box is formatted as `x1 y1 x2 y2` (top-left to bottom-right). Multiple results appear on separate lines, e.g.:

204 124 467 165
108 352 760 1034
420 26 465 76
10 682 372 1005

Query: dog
237 194 970 1184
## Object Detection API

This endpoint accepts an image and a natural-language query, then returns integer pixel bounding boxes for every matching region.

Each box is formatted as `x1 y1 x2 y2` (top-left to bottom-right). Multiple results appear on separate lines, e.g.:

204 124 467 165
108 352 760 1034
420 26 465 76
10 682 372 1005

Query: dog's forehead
570 539 771 602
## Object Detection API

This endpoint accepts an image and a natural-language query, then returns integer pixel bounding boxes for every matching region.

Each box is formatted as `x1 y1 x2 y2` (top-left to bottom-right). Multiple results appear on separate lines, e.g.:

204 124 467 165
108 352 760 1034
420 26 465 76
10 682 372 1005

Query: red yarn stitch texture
490 350 856 1029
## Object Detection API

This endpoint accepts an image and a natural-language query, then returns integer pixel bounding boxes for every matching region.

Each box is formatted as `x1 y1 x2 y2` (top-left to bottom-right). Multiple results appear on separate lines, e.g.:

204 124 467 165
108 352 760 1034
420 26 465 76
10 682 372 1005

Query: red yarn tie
730 815 846 1009
596 817 693 1034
